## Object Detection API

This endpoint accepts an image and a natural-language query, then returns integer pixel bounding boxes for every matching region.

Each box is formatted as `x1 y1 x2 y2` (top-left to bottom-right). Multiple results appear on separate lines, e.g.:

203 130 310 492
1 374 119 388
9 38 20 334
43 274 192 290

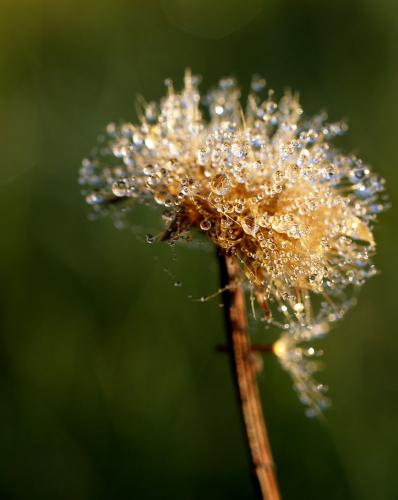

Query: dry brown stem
218 251 281 500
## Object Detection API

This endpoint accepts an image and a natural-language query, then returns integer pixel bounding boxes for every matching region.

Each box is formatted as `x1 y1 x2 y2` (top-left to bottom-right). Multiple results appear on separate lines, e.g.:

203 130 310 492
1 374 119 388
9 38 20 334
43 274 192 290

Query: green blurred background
0 0 397 498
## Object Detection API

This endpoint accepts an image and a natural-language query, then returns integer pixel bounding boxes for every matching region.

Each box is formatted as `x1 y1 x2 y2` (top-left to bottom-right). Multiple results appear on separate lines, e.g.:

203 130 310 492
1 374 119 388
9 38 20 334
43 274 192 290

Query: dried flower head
79 70 387 416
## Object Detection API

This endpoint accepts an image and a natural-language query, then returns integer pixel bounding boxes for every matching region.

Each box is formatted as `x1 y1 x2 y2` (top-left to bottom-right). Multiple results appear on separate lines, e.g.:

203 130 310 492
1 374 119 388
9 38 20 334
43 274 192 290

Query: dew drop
106 122 117 135
265 101 277 114
258 214 270 228
234 202 245 214
145 233 155 244
294 302 304 313
200 219 212 231
112 179 129 197
154 191 168 205
241 216 259 236
143 164 155 176
305 408 318 418
196 148 208 166
86 193 105 205
210 174 231 196
251 75 266 93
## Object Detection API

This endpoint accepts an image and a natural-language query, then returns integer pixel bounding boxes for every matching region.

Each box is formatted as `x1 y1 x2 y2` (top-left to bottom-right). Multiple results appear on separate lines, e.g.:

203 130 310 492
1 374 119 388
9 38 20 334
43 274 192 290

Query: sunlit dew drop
106 122 116 135
86 193 105 205
143 164 155 176
200 219 212 231
132 132 144 147
234 202 245 214
144 135 156 149
297 148 310 167
164 78 173 90
145 233 155 244
287 224 302 239
196 148 208 166
251 75 266 93
210 173 231 196
241 216 259 236
264 99 277 115
305 408 318 418
231 143 247 160
112 179 129 197
294 302 304 313
145 102 158 123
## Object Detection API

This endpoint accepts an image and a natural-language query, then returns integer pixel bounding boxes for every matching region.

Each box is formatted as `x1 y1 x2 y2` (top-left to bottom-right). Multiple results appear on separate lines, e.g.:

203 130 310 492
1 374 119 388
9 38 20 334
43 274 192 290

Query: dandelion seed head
79 70 387 414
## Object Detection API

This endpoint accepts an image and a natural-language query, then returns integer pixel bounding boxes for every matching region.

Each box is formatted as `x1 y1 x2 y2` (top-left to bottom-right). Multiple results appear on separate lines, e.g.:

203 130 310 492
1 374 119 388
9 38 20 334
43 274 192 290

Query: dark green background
0 0 397 498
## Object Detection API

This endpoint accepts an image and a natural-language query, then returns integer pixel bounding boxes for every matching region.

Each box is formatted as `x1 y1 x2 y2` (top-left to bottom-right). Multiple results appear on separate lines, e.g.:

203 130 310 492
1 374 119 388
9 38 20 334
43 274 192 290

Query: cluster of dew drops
79 71 388 416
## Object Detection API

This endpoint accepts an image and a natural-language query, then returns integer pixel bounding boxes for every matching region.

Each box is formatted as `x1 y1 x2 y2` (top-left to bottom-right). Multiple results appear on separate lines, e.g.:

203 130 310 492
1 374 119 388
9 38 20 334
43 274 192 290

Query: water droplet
287 224 302 239
265 101 277 114
304 408 316 418
196 148 208 166
297 148 310 167
86 193 105 205
258 214 270 228
210 174 231 196
112 179 129 197
231 143 247 159
106 122 117 135
145 102 158 123
154 191 168 205
294 303 304 313
234 202 245 214
219 77 235 90
251 75 266 93
144 135 156 149
200 219 212 231
145 233 155 244
164 78 173 90
241 216 259 236
133 132 144 147
143 164 155 176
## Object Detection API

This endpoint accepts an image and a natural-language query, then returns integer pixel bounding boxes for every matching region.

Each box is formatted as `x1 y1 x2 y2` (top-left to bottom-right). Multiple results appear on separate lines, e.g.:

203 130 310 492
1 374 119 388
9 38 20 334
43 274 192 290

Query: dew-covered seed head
79 69 388 416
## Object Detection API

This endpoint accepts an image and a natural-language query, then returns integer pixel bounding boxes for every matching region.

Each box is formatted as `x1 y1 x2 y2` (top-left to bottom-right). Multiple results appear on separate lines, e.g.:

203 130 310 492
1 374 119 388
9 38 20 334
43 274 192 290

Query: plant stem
218 251 281 500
